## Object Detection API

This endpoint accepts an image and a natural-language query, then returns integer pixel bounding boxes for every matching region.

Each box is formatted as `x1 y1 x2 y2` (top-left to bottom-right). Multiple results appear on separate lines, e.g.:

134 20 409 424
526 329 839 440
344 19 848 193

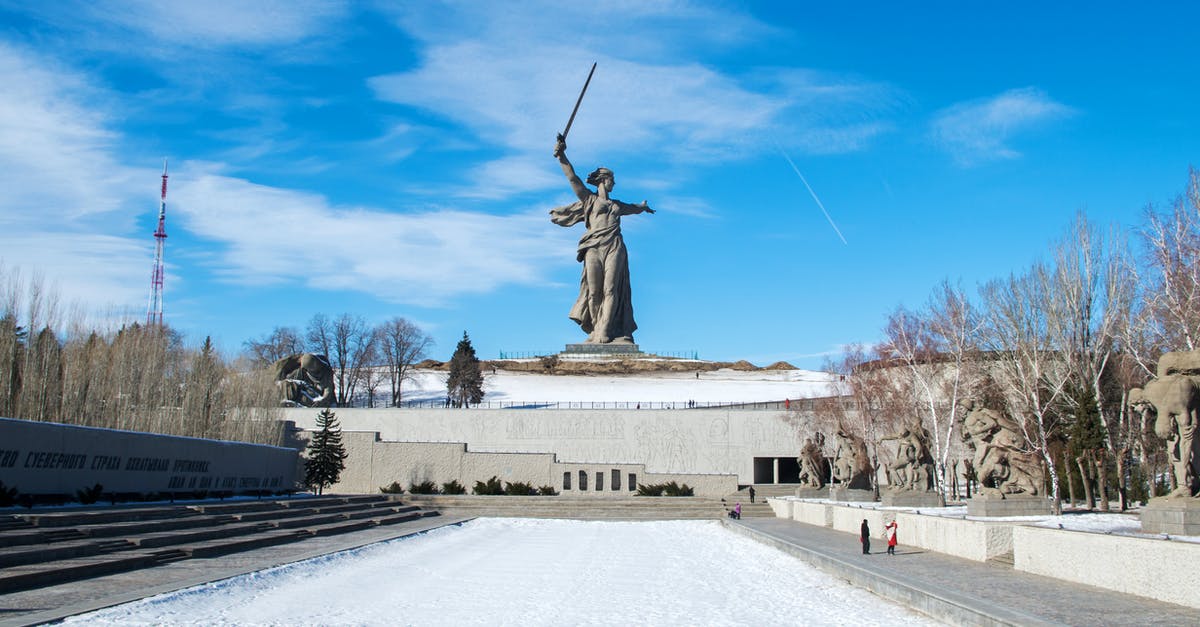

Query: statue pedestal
1140 497 1200 536
881 489 944 508
966 493 1051 517
829 486 876 502
794 487 827 499
563 343 642 356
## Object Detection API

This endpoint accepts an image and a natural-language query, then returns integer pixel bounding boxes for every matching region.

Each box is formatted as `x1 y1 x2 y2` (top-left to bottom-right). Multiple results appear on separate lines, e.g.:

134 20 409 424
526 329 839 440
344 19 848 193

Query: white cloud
171 167 576 306
18 0 348 49
930 87 1075 166
0 42 152 310
370 4 899 197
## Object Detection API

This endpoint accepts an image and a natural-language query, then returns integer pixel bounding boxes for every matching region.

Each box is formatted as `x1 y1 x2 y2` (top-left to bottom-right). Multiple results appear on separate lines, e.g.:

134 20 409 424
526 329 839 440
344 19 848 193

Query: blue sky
0 1 1195 368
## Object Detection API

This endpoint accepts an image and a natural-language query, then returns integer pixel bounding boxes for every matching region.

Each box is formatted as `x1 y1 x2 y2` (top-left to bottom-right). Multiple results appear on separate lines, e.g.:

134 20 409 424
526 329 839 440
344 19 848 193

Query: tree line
0 264 283 445
809 169 1200 514
243 314 434 408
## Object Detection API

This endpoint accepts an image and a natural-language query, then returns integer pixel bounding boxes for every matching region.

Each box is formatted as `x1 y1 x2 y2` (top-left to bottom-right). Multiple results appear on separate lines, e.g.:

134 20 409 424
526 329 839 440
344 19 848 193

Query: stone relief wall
284 408 806 483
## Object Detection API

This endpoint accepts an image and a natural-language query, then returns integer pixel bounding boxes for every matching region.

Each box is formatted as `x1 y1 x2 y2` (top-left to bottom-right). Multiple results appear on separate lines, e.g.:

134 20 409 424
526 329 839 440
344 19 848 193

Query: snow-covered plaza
65 518 939 626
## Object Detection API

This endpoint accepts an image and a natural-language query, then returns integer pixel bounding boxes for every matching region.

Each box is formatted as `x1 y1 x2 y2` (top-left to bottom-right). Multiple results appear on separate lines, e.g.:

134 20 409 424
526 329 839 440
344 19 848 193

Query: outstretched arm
554 135 589 201
616 199 655 216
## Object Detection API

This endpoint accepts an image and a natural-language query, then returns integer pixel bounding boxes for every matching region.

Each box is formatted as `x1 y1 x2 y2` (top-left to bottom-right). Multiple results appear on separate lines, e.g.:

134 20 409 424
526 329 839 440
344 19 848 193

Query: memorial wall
0 417 299 496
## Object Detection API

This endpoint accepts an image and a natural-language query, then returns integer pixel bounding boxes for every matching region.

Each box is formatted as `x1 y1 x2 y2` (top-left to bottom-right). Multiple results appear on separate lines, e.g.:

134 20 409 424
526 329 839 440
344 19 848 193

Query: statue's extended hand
641 201 654 214
554 135 567 159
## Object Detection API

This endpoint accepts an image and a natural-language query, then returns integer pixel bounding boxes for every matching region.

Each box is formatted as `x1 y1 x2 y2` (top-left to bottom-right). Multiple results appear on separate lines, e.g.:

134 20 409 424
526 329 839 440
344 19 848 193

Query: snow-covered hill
398 367 838 405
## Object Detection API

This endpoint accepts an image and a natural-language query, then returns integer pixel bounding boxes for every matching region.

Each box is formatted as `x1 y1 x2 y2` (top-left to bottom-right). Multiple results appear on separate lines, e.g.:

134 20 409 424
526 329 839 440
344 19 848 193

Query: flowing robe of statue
550 195 639 342
551 137 653 344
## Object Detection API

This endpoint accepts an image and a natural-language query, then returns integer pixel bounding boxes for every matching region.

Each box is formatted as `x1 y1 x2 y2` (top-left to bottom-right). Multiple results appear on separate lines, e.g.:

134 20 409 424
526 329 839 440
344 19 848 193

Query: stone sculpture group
1129 350 1200 499
880 417 936 491
272 353 335 408
961 399 1042 497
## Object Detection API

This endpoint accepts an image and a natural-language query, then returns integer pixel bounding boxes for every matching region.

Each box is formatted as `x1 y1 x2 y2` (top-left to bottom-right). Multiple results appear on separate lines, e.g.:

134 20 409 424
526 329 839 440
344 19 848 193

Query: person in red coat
885 520 898 555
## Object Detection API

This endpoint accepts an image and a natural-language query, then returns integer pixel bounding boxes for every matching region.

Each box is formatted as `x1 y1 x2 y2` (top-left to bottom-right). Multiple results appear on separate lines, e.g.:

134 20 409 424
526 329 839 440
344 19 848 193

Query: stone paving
0 516 472 627
729 517 1198 626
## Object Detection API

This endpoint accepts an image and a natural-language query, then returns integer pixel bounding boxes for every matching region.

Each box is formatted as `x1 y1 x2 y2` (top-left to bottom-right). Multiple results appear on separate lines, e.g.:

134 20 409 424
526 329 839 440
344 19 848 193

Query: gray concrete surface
0 516 472 627
727 517 1198 626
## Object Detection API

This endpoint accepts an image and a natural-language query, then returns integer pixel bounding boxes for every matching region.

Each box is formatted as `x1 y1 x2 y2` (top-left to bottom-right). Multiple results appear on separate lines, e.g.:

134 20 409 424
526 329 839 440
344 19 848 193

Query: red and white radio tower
146 160 169 326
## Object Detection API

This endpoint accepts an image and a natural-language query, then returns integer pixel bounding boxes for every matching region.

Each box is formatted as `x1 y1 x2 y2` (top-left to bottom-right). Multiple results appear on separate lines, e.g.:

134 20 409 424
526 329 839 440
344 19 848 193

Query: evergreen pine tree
304 408 348 494
446 331 484 408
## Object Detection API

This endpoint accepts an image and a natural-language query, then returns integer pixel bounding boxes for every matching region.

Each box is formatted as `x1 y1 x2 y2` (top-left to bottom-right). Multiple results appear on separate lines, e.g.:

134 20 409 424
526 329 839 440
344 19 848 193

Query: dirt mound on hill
417 356 791 375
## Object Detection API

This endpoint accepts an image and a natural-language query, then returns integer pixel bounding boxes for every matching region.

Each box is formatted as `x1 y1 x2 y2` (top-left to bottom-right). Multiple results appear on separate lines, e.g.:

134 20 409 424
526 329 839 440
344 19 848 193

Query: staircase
722 484 794 518
402 495 729 520
0 495 440 594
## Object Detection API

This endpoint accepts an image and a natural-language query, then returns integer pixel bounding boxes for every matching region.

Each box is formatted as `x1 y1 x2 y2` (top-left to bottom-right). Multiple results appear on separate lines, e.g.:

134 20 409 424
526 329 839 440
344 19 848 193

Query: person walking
860 519 871 554
885 519 898 555
733 502 742 519
748 486 756 503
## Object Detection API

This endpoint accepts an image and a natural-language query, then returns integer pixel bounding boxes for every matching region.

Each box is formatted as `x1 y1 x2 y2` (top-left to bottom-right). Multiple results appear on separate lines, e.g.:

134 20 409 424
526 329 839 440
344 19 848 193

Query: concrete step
0 516 33 531
129 522 275 549
16 506 197 528
0 551 160 594
180 528 313 558
0 537 135 568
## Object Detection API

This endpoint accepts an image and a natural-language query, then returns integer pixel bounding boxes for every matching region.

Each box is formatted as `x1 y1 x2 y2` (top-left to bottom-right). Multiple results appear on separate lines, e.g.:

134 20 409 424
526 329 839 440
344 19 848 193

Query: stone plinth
966 494 1051 517
563 343 642 356
794 487 828 499
1140 497 1200 536
881 489 945 508
829 486 876 502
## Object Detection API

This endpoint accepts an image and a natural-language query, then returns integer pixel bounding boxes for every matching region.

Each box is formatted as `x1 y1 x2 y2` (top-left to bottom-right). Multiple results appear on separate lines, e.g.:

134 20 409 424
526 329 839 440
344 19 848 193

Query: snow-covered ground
66 518 940 626
401 367 837 405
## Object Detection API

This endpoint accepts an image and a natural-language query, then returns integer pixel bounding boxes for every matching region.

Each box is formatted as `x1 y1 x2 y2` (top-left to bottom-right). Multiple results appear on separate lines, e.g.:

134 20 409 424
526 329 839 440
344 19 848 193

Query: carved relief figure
880 417 935 491
551 136 653 344
831 424 872 490
797 433 829 489
1129 351 1200 498
961 400 1042 497
272 353 335 408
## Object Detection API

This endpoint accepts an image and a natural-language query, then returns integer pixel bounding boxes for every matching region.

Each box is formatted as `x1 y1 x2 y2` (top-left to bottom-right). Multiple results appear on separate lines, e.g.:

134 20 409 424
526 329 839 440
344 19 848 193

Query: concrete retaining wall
789 500 831 527
323 431 737 496
283 407 803 483
1013 526 1200 609
0 417 298 496
895 512 1012 562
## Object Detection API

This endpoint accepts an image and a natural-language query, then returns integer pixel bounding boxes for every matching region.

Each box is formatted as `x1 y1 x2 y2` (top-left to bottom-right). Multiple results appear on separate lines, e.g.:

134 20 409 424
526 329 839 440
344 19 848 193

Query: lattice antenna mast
146 160 169 326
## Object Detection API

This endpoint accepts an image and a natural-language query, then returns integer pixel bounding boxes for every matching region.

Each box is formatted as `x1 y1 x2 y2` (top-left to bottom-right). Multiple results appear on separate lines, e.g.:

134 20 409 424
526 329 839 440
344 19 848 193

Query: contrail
776 144 848 245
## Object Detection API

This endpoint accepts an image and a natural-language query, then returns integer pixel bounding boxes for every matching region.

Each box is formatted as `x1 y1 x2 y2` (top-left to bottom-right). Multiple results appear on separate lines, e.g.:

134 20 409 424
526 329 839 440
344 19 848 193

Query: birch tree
979 267 1071 513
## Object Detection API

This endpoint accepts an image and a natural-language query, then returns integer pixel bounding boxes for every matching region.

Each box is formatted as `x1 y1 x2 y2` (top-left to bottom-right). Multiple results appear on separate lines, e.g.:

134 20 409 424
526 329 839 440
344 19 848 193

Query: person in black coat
860 519 871 554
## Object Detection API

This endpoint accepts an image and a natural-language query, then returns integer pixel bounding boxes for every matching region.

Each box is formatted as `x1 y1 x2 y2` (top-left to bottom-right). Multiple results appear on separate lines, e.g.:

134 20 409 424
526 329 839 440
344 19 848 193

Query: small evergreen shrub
537 485 558 496
636 481 694 497
636 483 663 496
0 481 18 507
380 481 406 494
409 480 439 494
473 476 505 495
663 481 694 496
442 480 466 495
504 481 537 496
76 483 104 505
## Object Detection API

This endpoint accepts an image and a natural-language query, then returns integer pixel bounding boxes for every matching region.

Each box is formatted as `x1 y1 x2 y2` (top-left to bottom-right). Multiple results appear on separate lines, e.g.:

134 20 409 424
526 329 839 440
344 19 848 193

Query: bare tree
328 313 375 407
1046 213 1134 511
880 280 980 498
1137 167 1200 355
376 317 432 406
243 326 305 366
979 266 1071 513
306 314 333 360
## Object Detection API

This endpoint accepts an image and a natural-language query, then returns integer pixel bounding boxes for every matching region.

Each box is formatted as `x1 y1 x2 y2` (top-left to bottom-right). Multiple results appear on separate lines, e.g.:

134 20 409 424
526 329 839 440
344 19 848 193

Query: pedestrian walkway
727 517 1196 626
0 515 472 627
